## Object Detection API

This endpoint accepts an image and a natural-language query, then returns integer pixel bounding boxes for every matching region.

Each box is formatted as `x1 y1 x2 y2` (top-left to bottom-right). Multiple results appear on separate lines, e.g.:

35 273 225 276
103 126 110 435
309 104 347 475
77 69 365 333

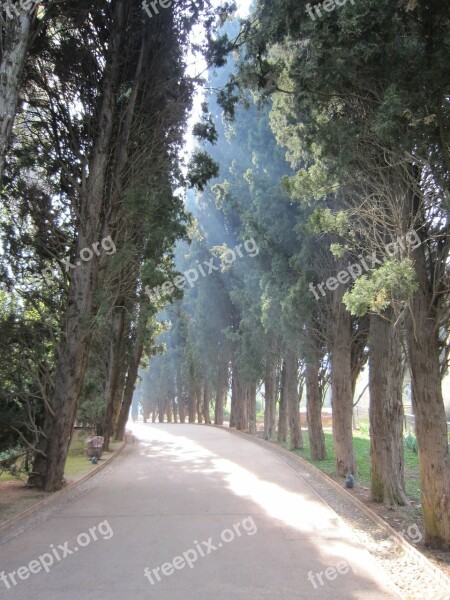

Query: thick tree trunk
112 377 127 439
166 399 173 423
177 371 185 423
229 372 237 428
306 338 326 461
203 380 212 424
235 385 248 430
369 312 408 506
112 377 126 435
264 360 276 439
286 350 302 450
176 398 186 423
195 383 203 424
243 384 250 431
214 386 226 425
29 221 105 489
28 5 128 491
0 8 36 182
232 364 248 431
178 397 185 423
103 305 126 451
330 292 356 476
278 360 288 443
214 362 227 425
158 398 165 423
112 356 128 431
406 261 450 547
248 384 257 435
100 35 147 445
188 391 196 423
172 394 178 423
115 312 146 441
28 321 93 490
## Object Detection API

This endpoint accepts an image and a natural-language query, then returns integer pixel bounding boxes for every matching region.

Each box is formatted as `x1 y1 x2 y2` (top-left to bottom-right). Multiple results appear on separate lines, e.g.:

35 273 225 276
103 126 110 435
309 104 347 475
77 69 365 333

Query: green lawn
65 438 122 479
281 430 421 502
0 436 123 483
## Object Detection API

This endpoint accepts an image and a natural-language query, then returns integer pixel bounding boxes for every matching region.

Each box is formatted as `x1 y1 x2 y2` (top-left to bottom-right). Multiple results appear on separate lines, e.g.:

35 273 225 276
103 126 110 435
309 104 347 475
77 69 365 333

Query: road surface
0 423 402 599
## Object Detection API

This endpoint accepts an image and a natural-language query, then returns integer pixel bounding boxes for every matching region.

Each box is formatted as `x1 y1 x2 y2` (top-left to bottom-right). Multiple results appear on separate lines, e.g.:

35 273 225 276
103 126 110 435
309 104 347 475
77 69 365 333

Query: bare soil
0 442 121 527
0 481 47 524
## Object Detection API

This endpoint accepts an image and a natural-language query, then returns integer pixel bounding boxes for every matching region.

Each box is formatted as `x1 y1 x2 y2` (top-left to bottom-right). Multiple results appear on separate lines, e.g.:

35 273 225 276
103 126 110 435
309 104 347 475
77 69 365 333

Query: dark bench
86 436 104 459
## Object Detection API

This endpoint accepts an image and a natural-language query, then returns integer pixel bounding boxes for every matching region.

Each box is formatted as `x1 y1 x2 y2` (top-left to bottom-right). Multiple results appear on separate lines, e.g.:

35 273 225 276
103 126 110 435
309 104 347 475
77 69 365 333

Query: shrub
404 431 418 454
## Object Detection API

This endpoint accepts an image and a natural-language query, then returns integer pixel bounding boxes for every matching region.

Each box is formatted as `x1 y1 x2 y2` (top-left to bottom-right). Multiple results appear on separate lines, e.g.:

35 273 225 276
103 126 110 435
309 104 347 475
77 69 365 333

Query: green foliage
77 391 106 435
359 422 370 436
187 150 220 191
343 258 418 316
308 209 349 236
404 432 418 454
193 112 218 144
0 446 25 462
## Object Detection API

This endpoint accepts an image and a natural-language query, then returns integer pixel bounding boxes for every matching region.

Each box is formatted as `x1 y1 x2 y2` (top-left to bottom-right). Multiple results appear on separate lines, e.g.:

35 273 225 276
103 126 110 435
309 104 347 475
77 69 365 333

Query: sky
183 0 252 159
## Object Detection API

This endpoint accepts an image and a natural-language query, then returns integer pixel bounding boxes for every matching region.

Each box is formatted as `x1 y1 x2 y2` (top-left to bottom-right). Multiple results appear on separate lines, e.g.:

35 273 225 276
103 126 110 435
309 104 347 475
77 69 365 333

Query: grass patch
65 437 122 479
281 430 421 502
64 453 97 479
0 471 22 483
0 434 123 483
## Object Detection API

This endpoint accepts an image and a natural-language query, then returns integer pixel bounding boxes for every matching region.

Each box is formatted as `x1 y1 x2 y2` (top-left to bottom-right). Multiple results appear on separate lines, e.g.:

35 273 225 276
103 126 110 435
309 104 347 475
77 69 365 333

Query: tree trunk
264 359 276 439
278 360 288 443
0 8 36 182
166 399 173 423
248 383 257 435
188 391 196 423
111 374 126 437
172 394 178 423
229 372 236 427
214 385 226 425
330 292 356 476
369 312 408 506
115 344 144 439
406 256 450 548
103 305 126 451
178 397 185 423
235 384 248 430
233 364 248 431
115 311 146 441
286 350 302 450
306 338 326 461
28 5 128 491
214 362 227 425
241 384 249 430
203 380 212 424
112 375 126 434
177 371 185 423
195 382 203 424
28 234 104 490
158 398 165 423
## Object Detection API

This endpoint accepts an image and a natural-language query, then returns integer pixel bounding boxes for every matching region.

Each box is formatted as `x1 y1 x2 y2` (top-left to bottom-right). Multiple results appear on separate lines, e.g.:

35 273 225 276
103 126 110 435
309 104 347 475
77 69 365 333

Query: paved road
0 423 402 599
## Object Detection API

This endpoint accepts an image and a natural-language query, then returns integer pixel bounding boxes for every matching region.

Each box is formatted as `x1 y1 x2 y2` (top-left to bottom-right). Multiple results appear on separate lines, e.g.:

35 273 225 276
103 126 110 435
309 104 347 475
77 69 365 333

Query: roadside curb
0 433 134 537
214 425 450 593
